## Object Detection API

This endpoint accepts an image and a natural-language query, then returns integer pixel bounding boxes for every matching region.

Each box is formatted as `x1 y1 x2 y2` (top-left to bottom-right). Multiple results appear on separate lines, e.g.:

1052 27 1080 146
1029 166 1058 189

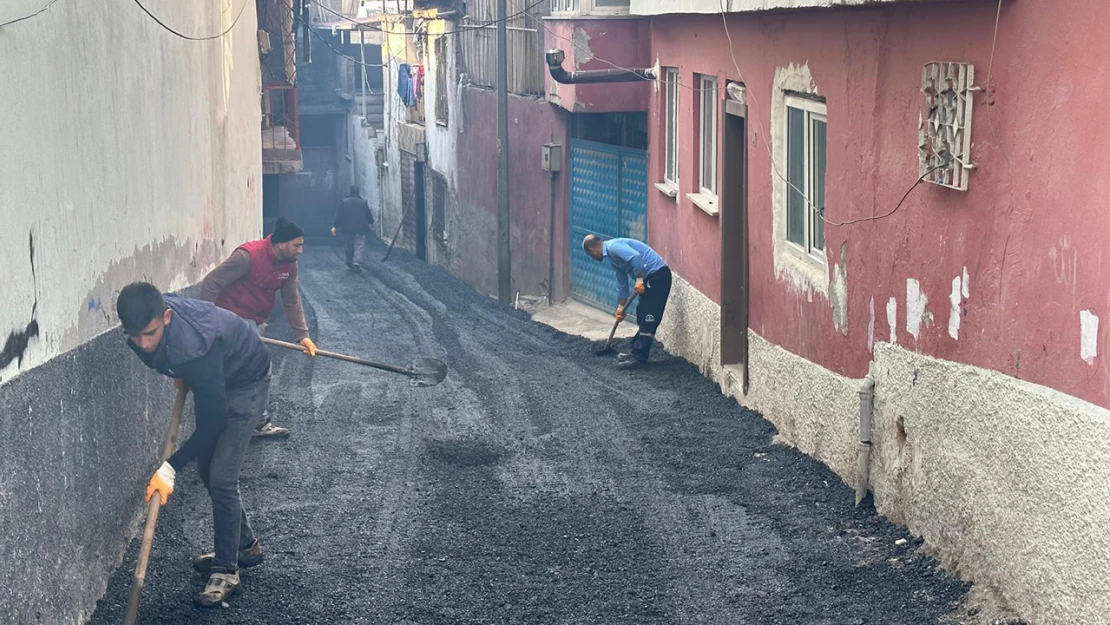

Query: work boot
193 539 264 574
253 422 291 439
194 571 240 608
617 358 645 370
351 262 363 272
617 352 633 362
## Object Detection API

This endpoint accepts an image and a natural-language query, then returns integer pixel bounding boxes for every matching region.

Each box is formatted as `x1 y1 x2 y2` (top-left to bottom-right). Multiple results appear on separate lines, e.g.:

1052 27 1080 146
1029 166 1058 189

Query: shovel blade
409 358 448 387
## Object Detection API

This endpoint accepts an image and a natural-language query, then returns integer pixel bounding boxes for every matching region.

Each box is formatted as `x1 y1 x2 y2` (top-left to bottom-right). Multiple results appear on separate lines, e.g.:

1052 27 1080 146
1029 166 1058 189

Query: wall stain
1 232 40 371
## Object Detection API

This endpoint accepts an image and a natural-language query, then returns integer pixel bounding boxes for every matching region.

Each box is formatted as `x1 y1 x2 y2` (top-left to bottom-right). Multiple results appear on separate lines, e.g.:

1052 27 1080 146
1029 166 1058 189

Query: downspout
545 49 656 84
547 169 557 306
855 374 876 507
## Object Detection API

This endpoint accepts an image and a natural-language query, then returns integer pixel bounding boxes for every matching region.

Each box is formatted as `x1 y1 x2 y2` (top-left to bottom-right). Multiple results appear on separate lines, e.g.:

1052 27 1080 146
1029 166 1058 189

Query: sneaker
194 572 240 608
193 539 264 574
253 422 290 439
617 352 634 362
617 358 645 370
350 262 363 272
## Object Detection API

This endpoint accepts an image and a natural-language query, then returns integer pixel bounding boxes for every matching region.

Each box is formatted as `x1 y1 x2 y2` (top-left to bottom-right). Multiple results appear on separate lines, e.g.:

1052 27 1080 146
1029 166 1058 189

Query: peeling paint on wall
572 27 594 67
948 276 962 340
962 266 970 299
906 279 928 342
1081 310 1099 364
867 296 875 352
887 298 898 345
831 242 848 335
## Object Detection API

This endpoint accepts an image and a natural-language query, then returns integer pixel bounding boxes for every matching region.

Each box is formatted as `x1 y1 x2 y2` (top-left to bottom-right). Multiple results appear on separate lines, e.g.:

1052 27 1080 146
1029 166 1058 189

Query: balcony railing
262 83 300 152
262 83 303 173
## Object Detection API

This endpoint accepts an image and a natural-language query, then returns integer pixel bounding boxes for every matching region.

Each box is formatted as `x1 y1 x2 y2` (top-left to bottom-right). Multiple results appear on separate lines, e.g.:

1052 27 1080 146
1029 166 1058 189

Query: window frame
783 94 827 262
698 74 719 197
659 67 680 195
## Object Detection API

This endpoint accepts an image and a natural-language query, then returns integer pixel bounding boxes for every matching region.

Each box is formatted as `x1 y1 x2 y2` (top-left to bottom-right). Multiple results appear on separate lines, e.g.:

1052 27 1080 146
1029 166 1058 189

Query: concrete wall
0 0 261 621
454 87 569 300
657 274 1110 625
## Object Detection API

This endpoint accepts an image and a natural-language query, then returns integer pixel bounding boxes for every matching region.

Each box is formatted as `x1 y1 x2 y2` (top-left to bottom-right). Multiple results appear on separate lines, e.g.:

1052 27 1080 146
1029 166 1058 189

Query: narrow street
89 241 968 625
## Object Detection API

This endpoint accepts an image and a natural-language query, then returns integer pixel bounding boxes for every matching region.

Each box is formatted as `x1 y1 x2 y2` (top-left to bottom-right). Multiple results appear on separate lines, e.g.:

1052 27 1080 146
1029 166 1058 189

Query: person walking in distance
331 185 375 271
200 217 317 439
118 282 271 608
583 234 673 370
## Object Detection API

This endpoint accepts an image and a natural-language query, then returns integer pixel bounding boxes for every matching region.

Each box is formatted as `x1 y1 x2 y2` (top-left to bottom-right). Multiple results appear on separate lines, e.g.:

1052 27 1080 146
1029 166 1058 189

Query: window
785 95 826 257
658 67 679 195
549 0 629 16
698 75 718 195
434 37 449 126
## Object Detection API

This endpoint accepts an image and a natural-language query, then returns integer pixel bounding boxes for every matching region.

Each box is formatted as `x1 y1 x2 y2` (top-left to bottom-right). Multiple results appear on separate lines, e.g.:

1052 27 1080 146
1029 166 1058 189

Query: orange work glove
634 278 646 295
145 461 176 505
615 306 626 322
300 337 318 357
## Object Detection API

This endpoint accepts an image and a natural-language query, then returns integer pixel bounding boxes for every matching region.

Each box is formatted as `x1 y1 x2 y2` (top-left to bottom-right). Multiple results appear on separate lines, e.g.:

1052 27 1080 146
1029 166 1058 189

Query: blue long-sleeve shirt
603 238 668 300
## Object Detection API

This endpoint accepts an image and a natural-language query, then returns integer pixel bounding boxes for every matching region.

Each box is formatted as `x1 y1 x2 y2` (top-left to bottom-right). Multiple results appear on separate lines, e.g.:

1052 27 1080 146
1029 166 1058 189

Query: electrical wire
985 0 1003 96
311 0 549 37
0 0 62 29
132 0 248 41
818 164 946 226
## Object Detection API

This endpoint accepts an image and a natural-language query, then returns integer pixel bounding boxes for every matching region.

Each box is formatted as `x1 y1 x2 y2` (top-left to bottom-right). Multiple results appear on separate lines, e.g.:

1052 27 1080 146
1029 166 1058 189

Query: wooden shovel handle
123 387 188 625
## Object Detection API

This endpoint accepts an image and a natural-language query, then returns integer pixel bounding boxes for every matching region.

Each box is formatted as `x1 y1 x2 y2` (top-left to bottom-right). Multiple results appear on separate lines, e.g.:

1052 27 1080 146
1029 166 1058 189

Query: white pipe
855 374 875 507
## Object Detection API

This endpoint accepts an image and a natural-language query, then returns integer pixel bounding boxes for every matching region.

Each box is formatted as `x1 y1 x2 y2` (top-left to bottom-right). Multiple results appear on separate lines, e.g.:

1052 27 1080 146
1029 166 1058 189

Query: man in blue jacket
117 282 271 608
583 234 673 369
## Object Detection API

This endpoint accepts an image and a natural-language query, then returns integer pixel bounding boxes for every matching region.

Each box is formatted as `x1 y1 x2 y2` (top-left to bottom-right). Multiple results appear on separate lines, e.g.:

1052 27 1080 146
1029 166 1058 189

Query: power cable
310 0 549 37
818 164 946 226
132 0 248 41
0 0 62 29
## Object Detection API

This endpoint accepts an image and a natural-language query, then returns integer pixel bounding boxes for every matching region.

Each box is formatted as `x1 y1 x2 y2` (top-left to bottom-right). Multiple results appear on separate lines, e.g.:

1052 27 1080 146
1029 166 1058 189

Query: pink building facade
627 1 1110 623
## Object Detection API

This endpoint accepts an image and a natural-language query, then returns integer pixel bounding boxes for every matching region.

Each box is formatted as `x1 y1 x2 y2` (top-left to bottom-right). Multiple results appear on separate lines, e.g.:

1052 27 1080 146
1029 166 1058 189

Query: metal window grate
919 62 977 191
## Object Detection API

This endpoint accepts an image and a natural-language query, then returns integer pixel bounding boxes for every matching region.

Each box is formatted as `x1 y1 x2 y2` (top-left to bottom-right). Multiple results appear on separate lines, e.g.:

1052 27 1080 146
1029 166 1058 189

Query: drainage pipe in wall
855 374 875 507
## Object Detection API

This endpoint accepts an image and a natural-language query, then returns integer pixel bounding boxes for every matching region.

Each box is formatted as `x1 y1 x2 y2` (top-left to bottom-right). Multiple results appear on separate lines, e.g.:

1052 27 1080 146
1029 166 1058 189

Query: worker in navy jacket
117 282 271 608
582 234 673 369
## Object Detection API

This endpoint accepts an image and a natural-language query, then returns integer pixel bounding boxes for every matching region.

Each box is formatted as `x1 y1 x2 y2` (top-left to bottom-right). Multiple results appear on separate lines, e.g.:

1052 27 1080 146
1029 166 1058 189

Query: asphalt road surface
89 242 975 625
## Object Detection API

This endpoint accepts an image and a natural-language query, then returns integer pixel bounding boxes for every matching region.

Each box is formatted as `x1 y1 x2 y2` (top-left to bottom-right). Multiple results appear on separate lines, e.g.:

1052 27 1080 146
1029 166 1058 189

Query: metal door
568 139 648 316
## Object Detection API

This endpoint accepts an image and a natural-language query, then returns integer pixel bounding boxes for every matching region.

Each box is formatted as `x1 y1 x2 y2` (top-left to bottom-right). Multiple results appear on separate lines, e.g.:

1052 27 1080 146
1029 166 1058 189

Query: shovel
124 386 189 625
594 292 639 356
261 337 448 387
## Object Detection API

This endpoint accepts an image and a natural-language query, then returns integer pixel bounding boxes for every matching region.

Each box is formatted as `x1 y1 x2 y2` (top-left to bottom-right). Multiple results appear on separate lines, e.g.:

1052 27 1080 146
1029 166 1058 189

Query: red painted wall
647 2 1110 407
545 18 652 113
456 87 570 299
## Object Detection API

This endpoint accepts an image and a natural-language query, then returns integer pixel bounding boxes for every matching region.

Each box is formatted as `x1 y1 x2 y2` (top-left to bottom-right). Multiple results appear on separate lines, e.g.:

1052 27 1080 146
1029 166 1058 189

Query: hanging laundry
397 63 416 108
413 65 425 103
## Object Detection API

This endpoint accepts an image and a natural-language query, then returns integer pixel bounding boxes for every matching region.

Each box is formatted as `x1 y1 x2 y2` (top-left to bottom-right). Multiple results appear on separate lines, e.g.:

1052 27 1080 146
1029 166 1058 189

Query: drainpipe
545 49 656 84
855 374 875 507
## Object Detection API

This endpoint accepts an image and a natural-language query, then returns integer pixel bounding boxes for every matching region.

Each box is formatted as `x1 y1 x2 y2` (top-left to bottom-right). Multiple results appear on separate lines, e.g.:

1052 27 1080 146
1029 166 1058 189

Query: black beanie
271 217 305 243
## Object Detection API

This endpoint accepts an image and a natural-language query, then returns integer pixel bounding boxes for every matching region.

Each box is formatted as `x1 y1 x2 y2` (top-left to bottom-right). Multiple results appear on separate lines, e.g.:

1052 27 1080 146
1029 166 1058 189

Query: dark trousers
630 266 672 363
196 370 271 572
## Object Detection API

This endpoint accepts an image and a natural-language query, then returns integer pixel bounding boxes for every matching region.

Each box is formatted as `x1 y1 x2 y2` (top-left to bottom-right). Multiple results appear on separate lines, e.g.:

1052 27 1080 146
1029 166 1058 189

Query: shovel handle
261 337 416 378
124 387 188 625
602 292 639 348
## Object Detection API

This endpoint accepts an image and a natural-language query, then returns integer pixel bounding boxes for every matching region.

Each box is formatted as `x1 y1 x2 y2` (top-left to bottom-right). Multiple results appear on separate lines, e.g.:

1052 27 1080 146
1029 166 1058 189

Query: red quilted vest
214 237 296 324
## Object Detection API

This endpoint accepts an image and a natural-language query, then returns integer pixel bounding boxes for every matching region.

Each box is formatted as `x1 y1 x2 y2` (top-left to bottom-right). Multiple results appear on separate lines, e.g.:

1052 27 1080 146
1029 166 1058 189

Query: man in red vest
200 217 318 439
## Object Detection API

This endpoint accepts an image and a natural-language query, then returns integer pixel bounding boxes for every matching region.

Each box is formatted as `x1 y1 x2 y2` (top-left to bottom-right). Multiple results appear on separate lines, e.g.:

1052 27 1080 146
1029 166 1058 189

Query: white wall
0 0 262 384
